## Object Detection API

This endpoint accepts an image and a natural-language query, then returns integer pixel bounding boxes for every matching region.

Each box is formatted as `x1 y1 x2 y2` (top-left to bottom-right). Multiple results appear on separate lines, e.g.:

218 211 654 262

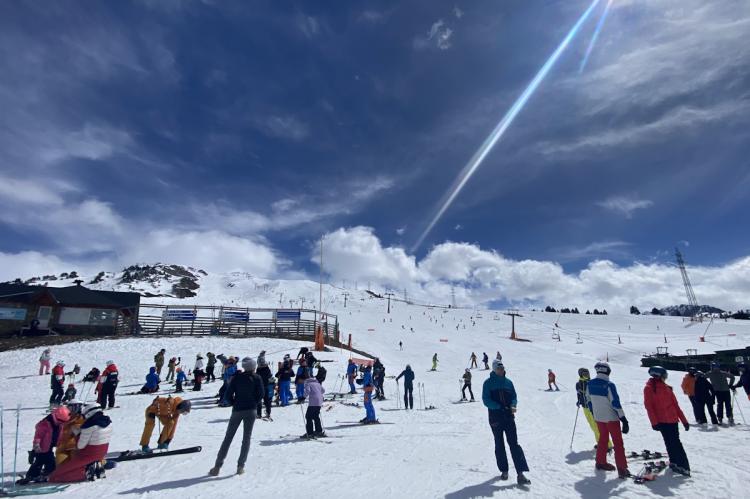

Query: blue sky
1 0 749 309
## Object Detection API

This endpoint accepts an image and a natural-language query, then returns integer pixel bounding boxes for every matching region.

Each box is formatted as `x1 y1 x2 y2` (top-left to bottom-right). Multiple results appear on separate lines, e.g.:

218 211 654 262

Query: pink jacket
33 416 62 453
303 378 325 407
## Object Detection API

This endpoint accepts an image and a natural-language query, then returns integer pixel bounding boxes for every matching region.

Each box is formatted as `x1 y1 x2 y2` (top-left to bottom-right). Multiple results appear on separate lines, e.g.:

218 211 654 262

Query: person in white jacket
39 348 52 375
49 404 112 483
195 354 205 372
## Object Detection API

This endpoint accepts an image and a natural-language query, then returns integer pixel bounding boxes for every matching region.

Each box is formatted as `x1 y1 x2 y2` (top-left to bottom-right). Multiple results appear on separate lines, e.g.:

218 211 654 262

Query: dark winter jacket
102 364 119 388
154 351 165 367
275 366 293 383
51 365 65 388
206 353 216 368
734 370 750 395
708 368 734 392
694 375 715 402
396 367 415 388
575 378 589 407
176 371 187 384
482 372 517 419
225 371 264 412
257 365 272 385
304 351 317 368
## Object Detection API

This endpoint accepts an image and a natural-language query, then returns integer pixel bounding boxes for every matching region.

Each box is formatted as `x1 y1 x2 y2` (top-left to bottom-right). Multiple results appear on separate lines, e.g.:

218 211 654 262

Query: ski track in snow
2 283 750 498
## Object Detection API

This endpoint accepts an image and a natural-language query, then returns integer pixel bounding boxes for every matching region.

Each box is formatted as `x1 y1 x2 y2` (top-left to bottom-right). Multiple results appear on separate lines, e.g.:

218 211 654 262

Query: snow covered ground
2 285 750 498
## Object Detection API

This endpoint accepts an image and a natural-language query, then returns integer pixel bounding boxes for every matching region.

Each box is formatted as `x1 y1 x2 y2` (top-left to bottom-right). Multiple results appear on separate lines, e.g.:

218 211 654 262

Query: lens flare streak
412 0 603 253
579 0 614 73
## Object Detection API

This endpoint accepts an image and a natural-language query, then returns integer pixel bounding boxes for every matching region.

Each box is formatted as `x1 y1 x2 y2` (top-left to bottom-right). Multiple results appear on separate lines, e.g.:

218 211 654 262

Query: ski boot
237 466 245 475
141 445 153 454
517 473 531 485
596 463 616 471
617 468 632 479
208 467 220 476
313 431 326 438
157 442 169 450
499 472 509 481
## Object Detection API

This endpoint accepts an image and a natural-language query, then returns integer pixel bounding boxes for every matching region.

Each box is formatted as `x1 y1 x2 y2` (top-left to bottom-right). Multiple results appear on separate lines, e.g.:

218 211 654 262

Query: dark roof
0 284 139 309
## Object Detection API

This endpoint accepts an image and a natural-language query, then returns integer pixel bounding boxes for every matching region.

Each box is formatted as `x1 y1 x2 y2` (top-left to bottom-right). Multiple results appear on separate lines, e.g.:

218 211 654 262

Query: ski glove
620 417 629 434
652 424 661 431
683 422 689 431
511 407 517 414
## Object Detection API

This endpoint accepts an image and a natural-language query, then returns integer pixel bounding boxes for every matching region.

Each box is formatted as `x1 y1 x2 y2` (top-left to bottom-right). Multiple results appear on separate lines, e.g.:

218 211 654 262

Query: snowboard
106 446 202 462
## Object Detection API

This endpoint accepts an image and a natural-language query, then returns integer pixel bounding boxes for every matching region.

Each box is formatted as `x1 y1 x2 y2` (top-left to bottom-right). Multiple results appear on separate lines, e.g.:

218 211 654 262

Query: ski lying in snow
106 446 202 462
338 401 360 408
0 484 69 497
334 420 394 426
452 400 476 404
633 461 668 484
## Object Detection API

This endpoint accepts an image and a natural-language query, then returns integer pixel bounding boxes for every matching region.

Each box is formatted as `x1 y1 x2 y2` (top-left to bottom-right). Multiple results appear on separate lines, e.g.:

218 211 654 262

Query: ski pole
300 401 306 425
1 406 4 492
395 381 400 409
570 406 580 451
13 405 19 490
733 391 746 424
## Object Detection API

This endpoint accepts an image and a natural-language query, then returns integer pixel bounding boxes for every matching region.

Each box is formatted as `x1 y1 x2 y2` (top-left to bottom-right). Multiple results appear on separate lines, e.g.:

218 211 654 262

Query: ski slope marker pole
570 406 580 451
13 405 20 490
1 406 4 492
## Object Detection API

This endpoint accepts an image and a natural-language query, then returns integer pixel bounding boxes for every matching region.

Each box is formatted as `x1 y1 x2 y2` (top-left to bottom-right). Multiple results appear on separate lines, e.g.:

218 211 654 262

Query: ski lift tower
675 248 700 317
504 309 523 340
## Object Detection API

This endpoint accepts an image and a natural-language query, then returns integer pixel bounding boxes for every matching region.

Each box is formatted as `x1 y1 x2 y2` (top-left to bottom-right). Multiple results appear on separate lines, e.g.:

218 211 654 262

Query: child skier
140 396 192 452
139 367 161 394
193 366 204 392
99 360 119 409
62 384 77 403
470 352 478 369
483 352 489 370
586 362 630 479
18 406 70 484
547 370 559 391
39 348 52 375
175 368 187 393
50 361 66 408
643 366 690 476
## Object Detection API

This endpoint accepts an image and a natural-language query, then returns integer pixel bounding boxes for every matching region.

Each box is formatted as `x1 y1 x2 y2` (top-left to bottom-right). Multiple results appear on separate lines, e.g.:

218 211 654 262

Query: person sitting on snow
140 396 192 453
62 383 77 403
55 400 85 466
139 367 160 394
18 406 70 484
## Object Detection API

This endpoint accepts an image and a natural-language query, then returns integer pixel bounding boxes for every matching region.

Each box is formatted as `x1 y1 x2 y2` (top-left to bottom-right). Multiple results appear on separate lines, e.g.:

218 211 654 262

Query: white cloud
297 14 320 39
257 115 310 141
597 195 653 218
396 226 406 236
454 6 464 19
313 227 750 311
414 19 454 51
558 241 632 262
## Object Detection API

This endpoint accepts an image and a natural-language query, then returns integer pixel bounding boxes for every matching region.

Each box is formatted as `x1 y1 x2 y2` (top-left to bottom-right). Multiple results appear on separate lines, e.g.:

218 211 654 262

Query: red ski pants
48 443 108 483
595 421 627 470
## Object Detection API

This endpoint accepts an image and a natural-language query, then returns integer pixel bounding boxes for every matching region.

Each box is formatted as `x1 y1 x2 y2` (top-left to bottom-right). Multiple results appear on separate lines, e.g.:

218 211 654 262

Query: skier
275 359 294 407
99 360 119 409
586 362 630 479
49 404 112 483
218 356 239 406
39 348 52 375
175 368 187 393
166 357 180 382
154 349 166 376
60 383 76 403
303 370 326 438
193 363 204 391
55 400 85 466
206 352 217 382
399 341 403 350
681 367 701 423
209 357 264 477
708 362 735 425
470 352 478 369
256 355 273 419
482 359 530 485
295 359 309 403
17 406 70 484
140 396 192 452
304 350 317 374
732 363 750 401
431 353 438 371
50 361 66 408
483 352 489 370
346 359 358 394
395 364 415 410
361 365 377 424
373 358 386 400
575 368 611 449
496 351 503 361
694 371 718 425
139 367 161 394
547 369 559 391
194 354 204 374
643 366 691 476
461 369 474 401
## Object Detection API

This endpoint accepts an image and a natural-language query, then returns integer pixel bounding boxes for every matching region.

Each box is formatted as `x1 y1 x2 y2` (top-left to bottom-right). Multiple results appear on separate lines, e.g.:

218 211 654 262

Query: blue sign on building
221 311 249 322
276 310 301 320
163 309 197 321
0 308 27 321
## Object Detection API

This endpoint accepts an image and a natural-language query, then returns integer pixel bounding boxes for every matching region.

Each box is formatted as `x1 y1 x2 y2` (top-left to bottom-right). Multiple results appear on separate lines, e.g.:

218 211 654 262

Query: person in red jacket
98 360 120 409
17 406 70 484
50 361 66 408
644 366 690 476
547 369 559 391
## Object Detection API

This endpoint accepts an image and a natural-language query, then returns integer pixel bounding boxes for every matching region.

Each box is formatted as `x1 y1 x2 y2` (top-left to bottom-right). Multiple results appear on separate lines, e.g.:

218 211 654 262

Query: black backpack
315 365 327 384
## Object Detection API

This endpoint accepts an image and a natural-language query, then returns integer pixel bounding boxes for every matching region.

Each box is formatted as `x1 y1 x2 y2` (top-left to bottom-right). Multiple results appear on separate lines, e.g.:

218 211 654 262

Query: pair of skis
105 446 202 463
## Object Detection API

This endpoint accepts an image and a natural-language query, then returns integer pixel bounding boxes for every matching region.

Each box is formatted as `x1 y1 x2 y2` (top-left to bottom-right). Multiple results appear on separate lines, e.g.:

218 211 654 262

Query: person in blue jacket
275 362 294 407
360 365 377 424
346 359 358 394
396 365 415 409
139 367 160 394
175 367 187 393
482 359 530 486
218 357 239 407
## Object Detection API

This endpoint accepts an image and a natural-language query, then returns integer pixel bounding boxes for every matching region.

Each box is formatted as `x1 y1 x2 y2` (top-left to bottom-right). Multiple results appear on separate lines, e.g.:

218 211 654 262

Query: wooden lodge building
0 282 140 337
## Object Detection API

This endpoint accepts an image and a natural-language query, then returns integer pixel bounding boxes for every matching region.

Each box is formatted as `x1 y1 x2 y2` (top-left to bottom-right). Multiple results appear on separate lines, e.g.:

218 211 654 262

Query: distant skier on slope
586 362 630 479
575 368 611 450
482 360 530 485
140 396 192 452
431 353 438 371
461 369 474 401
39 348 52 375
483 352 489 370
470 352 478 369
643 366 690 477
547 370 559 391
396 365 415 409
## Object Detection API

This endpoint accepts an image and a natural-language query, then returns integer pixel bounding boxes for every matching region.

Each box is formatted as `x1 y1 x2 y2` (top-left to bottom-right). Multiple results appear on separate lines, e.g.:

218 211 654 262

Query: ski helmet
465 368 470 372
82 404 102 419
578 368 590 379
65 399 83 414
594 362 611 375
492 359 504 371
648 366 668 379
176 400 192 414
56 360 65 367
106 360 114 367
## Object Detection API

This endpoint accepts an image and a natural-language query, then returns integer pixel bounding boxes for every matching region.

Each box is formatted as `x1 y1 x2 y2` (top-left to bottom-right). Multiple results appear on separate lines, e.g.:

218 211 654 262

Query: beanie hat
242 357 257 372
492 359 504 371
52 406 70 423
176 400 192 413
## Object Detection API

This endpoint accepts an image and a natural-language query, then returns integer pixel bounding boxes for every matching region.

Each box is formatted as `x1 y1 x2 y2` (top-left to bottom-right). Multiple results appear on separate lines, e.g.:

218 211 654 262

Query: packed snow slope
2 283 750 498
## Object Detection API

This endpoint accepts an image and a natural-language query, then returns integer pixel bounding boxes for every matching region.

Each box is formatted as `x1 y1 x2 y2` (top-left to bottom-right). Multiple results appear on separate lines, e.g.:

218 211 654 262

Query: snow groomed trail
2 290 749 498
